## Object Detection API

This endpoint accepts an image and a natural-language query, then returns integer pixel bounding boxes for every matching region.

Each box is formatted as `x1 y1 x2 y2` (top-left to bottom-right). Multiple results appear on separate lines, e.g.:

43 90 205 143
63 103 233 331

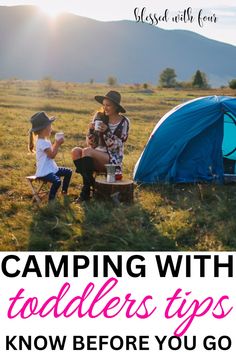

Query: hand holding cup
94 120 102 131
95 121 107 133
55 132 64 145
88 122 95 130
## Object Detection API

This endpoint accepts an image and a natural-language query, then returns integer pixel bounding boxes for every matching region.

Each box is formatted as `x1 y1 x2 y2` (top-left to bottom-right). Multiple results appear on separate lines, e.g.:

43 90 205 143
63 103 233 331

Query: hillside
0 5 236 86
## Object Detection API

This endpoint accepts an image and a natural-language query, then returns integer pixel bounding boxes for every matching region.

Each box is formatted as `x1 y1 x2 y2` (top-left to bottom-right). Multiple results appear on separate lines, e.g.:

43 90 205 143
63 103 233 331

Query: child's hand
55 137 64 145
46 138 64 159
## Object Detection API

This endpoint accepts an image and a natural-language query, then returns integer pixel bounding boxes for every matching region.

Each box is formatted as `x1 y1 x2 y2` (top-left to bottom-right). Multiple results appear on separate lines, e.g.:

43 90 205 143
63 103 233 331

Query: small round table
94 176 134 203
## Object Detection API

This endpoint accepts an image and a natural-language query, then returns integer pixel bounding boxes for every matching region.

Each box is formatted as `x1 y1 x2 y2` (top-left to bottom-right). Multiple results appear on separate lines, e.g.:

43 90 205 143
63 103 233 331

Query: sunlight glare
38 1 66 18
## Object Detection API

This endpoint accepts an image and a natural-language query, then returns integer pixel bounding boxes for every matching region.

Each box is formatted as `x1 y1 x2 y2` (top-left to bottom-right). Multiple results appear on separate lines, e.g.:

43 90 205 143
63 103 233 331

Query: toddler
28 111 72 201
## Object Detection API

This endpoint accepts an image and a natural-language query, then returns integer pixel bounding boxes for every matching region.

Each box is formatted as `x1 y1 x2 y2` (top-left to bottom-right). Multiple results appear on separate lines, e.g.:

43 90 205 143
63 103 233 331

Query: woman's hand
86 134 97 148
88 122 95 130
98 122 108 133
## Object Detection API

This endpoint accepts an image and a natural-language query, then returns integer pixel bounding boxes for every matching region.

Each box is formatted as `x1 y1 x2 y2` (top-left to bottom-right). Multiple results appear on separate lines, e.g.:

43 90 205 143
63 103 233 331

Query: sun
38 1 65 18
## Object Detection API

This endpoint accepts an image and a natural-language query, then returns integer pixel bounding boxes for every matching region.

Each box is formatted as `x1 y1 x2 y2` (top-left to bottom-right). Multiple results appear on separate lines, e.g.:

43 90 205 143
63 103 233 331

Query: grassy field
0 80 236 251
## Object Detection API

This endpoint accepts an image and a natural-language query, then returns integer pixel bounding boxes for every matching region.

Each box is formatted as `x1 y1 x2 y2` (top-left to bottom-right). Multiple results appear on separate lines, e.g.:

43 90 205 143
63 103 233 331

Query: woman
71 90 129 201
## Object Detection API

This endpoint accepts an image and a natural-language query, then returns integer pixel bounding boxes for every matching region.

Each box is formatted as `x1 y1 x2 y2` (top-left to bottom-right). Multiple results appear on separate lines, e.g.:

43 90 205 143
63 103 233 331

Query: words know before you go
0 254 234 278
5 335 232 351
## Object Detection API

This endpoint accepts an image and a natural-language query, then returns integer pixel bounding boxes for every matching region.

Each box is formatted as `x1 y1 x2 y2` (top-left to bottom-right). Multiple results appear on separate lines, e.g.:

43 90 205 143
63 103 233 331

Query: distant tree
107 76 118 86
143 83 148 89
89 78 94 84
192 70 209 88
159 68 177 88
229 79 236 89
40 76 55 92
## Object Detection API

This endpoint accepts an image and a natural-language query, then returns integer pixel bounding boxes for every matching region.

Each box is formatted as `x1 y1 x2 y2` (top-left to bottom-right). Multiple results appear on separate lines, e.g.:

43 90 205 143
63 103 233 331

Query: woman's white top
108 121 120 133
35 138 58 177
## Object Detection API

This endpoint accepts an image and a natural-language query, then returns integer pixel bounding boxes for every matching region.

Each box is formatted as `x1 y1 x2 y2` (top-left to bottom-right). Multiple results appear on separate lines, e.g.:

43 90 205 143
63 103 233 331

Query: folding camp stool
26 175 49 203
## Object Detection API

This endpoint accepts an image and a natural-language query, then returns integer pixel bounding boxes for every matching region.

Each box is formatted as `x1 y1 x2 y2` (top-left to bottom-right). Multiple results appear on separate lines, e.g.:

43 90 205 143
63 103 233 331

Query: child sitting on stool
28 111 72 201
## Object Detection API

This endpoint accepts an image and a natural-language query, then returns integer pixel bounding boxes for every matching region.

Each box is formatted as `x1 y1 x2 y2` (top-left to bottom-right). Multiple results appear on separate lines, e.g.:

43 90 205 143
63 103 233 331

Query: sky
0 0 235 46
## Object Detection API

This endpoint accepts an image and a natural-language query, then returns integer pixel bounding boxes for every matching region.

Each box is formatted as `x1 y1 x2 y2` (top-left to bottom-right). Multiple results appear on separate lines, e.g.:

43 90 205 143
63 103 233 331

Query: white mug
55 132 64 141
94 120 102 131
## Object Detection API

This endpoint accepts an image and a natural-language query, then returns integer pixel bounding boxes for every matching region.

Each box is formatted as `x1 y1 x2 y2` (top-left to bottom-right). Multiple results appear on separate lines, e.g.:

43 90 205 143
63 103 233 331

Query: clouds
215 6 236 20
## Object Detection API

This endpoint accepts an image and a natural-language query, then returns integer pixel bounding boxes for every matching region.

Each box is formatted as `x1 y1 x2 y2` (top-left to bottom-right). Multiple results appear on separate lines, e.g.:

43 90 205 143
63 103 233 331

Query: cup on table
55 132 64 141
105 164 116 183
94 120 102 132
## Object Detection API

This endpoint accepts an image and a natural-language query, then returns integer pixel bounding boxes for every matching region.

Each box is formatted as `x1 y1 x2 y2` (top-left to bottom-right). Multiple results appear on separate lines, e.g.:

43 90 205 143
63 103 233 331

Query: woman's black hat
95 91 126 113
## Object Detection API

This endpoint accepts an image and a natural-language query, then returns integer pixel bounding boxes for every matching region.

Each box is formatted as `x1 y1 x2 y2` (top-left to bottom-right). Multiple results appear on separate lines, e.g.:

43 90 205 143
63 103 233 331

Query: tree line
105 70 236 90
6 72 236 90
158 68 236 89
159 68 209 89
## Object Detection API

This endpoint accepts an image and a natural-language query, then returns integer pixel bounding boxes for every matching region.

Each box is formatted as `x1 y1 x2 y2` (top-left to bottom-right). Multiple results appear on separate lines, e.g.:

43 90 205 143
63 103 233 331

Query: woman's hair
96 111 109 125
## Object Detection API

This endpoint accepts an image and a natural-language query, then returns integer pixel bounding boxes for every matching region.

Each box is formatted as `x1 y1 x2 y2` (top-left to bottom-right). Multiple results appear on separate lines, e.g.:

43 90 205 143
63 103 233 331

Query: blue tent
133 96 236 183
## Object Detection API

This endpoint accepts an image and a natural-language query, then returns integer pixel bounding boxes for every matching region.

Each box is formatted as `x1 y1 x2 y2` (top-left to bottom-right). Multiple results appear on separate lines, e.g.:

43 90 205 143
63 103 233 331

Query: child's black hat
30 111 56 132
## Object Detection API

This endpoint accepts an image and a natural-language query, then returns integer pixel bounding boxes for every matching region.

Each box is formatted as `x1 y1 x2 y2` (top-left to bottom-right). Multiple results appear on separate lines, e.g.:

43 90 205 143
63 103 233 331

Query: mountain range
0 5 236 86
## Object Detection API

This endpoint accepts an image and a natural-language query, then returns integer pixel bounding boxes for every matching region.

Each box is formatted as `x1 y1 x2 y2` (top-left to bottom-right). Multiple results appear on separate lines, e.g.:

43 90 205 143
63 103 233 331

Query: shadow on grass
26 182 236 251
28 197 80 251
141 183 236 251
29 182 236 252
28 196 177 251
70 200 177 251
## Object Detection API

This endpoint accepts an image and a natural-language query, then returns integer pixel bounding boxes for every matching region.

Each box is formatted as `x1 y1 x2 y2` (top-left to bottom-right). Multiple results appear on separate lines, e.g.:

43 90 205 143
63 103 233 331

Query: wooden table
94 176 134 203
